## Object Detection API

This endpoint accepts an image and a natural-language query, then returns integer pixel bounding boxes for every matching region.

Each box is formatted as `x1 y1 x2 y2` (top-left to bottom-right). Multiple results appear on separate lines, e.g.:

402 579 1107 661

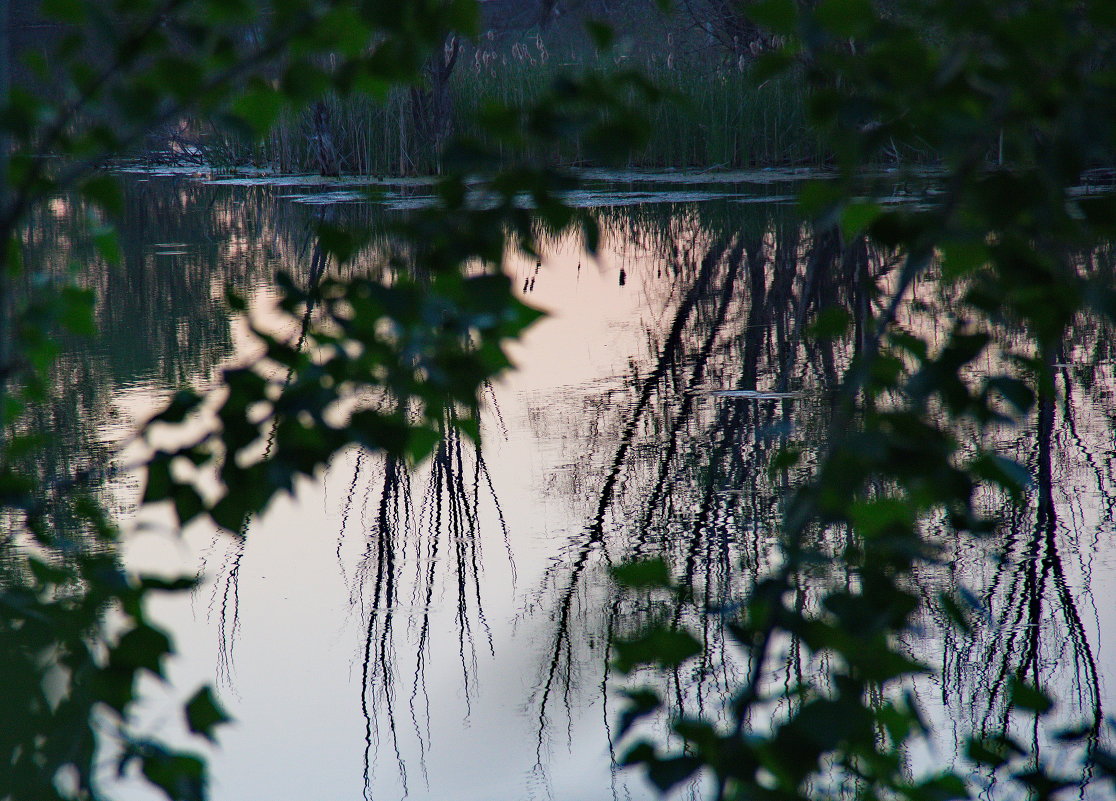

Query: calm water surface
27 173 1116 800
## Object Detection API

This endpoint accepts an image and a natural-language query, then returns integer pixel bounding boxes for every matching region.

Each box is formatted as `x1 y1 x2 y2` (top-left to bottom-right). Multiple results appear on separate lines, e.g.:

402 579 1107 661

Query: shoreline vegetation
144 49 1116 181
49 1 1116 181
151 41 827 176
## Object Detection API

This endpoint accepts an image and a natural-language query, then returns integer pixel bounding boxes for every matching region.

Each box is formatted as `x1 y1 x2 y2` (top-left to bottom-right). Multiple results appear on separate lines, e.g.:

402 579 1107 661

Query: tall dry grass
195 34 825 175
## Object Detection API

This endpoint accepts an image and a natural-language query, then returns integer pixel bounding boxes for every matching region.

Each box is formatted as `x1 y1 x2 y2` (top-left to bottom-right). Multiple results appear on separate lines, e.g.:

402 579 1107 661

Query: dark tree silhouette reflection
916 349 1108 793
338 413 509 798
528 203 1115 794
531 208 873 753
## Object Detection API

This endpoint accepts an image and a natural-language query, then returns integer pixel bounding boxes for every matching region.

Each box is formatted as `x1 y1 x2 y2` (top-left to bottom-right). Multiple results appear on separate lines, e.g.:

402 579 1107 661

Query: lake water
25 172 1116 800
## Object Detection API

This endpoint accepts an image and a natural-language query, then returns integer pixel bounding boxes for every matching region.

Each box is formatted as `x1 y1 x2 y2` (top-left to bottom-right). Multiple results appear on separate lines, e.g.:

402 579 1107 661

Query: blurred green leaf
232 83 285 136
140 747 207 801
971 453 1033 496
808 306 852 340
585 20 615 50
110 624 173 677
814 0 875 37
617 689 661 738
613 626 701 673
840 202 882 237
185 687 231 742
151 391 204 426
747 0 799 34
1009 678 1054 715
612 558 673 590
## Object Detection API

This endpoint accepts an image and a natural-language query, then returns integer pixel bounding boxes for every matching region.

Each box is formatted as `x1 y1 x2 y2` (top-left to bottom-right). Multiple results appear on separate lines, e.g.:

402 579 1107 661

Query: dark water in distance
20 173 1116 800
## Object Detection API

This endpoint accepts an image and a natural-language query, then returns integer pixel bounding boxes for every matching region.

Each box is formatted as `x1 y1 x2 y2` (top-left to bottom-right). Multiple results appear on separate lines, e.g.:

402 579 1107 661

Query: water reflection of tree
171 187 517 798
529 203 1114 789
340 415 507 799
918 350 1109 787
208 207 336 688
13 175 334 506
530 205 874 759
33 179 1112 793
27 175 528 796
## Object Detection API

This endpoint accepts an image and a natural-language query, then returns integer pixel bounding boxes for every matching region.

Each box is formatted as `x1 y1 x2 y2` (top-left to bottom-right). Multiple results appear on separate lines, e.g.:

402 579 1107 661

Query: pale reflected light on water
24 175 1116 800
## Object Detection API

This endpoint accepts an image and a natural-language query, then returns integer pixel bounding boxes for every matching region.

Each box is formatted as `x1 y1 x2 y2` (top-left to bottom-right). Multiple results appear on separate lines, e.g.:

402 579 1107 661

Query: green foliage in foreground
613 0 1116 799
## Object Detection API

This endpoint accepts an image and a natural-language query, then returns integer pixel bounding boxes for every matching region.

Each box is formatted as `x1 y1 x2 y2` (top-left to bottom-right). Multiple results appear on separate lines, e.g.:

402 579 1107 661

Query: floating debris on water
698 389 805 400
573 167 833 185
281 190 370 204
115 164 210 178
376 189 758 211
730 195 797 205
205 174 432 188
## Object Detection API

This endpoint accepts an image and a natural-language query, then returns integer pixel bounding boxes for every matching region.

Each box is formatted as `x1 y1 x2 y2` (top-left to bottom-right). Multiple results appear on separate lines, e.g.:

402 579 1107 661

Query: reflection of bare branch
211 217 332 692
358 454 411 799
926 355 1104 789
533 235 739 761
529 214 874 774
212 537 243 692
136 190 1116 796
528 211 1116 793
345 407 509 798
